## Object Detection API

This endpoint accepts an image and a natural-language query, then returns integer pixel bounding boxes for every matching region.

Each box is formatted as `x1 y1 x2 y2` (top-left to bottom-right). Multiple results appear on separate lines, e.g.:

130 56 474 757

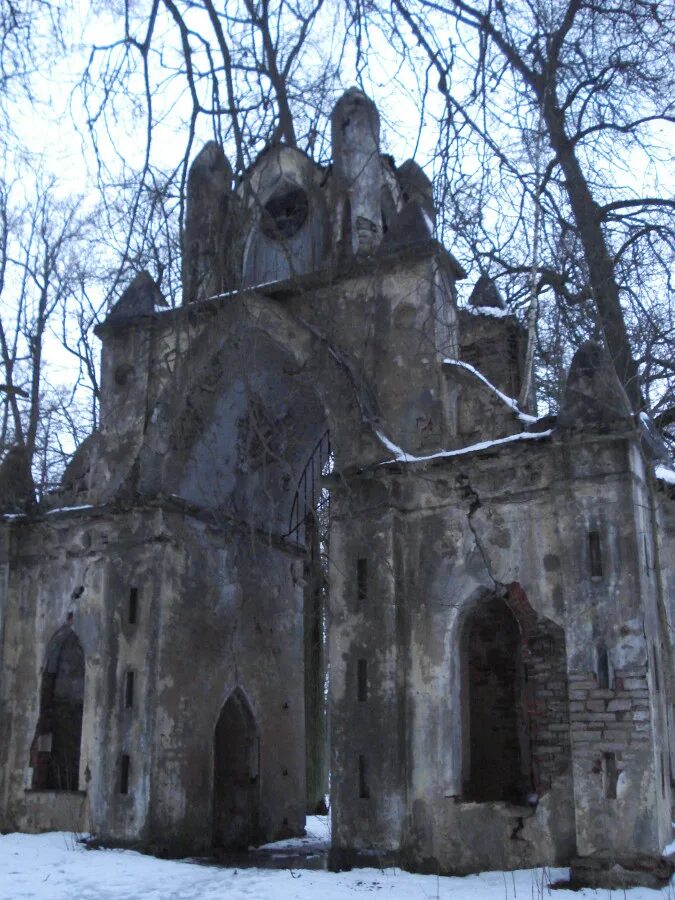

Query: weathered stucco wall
1 88 673 885
329 427 672 873
0 506 306 854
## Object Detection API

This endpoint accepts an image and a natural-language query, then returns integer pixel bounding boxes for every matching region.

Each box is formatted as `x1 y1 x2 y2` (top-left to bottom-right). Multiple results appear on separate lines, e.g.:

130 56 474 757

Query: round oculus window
260 187 309 241
114 363 135 387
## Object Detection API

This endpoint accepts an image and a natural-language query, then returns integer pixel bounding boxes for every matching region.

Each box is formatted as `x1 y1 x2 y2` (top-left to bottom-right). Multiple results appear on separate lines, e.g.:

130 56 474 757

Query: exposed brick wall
568 668 651 757
506 583 572 797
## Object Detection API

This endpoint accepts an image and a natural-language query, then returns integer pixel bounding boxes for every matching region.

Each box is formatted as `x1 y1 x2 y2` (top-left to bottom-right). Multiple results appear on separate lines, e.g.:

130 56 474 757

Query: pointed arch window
30 628 85 791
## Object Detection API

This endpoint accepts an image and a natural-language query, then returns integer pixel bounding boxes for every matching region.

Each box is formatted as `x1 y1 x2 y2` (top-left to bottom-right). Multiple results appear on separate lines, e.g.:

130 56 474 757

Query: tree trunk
541 98 641 411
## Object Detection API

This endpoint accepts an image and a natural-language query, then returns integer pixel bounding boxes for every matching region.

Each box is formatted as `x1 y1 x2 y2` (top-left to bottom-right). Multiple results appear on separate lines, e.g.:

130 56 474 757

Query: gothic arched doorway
213 690 260 850
462 595 529 803
31 627 85 790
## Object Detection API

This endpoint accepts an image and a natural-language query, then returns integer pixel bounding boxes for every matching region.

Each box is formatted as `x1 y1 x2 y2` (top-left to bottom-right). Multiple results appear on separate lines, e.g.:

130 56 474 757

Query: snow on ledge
464 304 511 319
2 504 96 521
655 464 675 487
45 504 95 515
207 279 282 303
443 359 537 424
377 429 554 466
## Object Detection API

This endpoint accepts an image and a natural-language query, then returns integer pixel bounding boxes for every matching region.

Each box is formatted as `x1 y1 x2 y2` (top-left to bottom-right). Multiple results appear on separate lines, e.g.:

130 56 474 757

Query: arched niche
213 688 260 850
460 595 529 803
157 328 328 533
457 585 571 804
139 296 382 515
240 146 327 287
30 627 85 791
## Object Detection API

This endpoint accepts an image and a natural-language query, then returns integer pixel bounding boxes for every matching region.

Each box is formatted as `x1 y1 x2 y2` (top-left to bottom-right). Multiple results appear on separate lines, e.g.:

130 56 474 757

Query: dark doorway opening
462 596 529 803
213 690 260 850
31 628 85 791
286 429 332 815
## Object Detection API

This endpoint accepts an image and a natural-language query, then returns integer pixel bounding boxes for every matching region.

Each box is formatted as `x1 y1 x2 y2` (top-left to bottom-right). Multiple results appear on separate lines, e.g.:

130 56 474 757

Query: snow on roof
377 429 553 466
443 359 538 424
655 464 675 487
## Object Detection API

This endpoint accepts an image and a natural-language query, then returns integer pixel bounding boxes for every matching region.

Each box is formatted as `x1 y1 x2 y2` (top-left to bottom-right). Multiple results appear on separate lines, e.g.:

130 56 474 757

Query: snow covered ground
1 822 674 900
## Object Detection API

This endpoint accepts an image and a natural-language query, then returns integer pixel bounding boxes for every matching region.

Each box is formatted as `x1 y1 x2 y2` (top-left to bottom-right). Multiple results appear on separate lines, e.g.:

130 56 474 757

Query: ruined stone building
1 88 674 885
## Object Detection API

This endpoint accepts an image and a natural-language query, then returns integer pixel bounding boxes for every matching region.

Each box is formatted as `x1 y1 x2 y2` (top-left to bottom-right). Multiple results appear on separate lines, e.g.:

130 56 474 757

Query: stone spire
182 141 233 303
331 88 382 257
397 159 435 224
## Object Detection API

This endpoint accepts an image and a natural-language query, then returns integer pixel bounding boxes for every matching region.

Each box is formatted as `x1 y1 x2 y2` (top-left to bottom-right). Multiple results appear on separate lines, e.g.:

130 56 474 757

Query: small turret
379 159 436 252
0 446 35 514
98 272 163 436
469 274 507 311
558 340 633 430
108 271 166 320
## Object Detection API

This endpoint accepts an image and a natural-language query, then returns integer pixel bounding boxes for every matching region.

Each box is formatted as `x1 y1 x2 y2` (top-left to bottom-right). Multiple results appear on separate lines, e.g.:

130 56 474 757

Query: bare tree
78 0 346 300
74 0 675 428
3 0 674 492
363 0 674 416
0 172 98 496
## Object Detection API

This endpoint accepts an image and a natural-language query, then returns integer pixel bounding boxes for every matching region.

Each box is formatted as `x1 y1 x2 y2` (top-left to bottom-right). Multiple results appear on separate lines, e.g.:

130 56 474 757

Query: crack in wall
457 473 500 591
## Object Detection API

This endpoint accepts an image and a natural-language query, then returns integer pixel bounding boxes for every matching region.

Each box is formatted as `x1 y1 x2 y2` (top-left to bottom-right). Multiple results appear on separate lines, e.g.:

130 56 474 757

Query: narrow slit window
589 531 603 578
603 752 618 799
597 645 610 690
125 671 135 709
128 587 138 625
652 646 660 693
357 659 368 702
357 559 368 606
120 754 130 795
358 754 370 799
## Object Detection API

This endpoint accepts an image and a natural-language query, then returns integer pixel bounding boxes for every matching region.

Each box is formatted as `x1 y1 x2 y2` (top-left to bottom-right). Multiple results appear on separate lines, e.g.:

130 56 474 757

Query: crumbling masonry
1 89 674 887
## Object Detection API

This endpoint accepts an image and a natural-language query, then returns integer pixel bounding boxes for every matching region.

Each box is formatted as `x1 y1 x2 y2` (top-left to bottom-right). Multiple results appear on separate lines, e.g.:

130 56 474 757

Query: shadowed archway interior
213 690 260 850
462 596 530 803
31 628 84 791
